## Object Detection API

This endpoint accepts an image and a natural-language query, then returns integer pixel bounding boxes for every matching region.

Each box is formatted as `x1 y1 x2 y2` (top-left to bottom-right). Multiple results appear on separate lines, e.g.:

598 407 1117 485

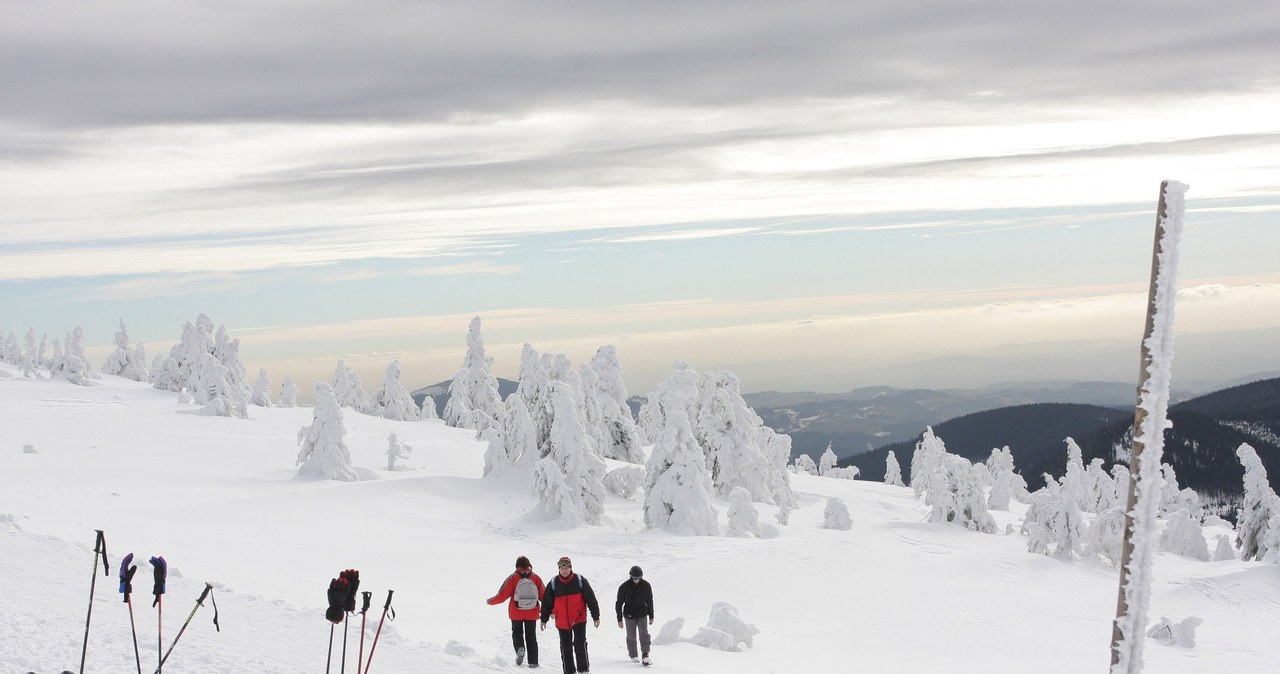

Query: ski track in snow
4 366 1280 673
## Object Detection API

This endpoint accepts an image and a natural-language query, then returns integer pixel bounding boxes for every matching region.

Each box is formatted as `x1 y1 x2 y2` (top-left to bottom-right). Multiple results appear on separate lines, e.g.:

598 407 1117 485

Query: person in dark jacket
539 556 600 674
615 565 654 665
487 555 545 667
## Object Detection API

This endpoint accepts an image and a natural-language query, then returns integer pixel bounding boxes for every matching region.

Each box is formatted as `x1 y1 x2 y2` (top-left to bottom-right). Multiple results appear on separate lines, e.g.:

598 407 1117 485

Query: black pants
556 622 589 674
511 619 538 665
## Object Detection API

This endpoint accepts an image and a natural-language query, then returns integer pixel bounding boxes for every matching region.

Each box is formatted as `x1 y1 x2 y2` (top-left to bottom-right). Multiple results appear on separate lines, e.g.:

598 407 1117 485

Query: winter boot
517 646 526 665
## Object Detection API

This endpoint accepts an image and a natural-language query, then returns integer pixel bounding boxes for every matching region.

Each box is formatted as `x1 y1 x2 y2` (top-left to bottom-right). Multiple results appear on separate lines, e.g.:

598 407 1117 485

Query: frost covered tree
818 443 838 476
368 360 420 421
1085 507 1127 566
482 426 515 478
190 353 250 419
1023 452 1088 559
588 345 644 463
295 382 359 482
515 343 550 436
726 487 762 538
1159 510 1210 561
0 331 18 363
331 359 370 413
19 327 40 379
101 320 148 381
1236 443 1280 561
443 316 504 432
987 447 1027 511
386 433 412 471
910 427 947 497
644 406 718 536
1212 534 1236 562
278 375 300 407
696 371 784 503
577 363 610 459
792 453 818 475
419 395 439 420
250 368 273 407
1086 458 1116 512
151 357 182 392
603 465 646 499
503 396 538 467
638 361 702 445
822 497 852 530
885 451 904 487
166 315 215 388
758 426 798 508
925 455 997 533
530 381 607 526
54 326 97 386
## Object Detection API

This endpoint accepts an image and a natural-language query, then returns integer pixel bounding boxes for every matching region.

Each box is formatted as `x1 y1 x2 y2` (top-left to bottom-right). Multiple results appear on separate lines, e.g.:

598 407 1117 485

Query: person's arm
539 581 555 625
615 583 626 624
583 577 601 624
486 575 514 605
646 582 655 622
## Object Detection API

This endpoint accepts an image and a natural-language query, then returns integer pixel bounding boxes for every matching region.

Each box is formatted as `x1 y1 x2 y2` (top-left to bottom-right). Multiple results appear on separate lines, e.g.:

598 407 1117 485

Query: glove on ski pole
338 570 359 674
326 577 349 624
150 556 167 607
120 553 142 674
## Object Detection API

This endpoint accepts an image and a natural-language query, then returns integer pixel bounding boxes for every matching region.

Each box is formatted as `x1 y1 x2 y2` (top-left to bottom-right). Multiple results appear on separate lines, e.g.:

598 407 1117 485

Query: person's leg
512 619 525 653
624 617 639 658
637 617 651 658
572 622 590 672
524 620 540 666
558 627 576 674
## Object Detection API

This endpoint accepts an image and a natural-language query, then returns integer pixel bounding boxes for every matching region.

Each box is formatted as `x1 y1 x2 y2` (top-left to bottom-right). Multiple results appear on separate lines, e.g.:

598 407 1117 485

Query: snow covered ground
2 363 1278 673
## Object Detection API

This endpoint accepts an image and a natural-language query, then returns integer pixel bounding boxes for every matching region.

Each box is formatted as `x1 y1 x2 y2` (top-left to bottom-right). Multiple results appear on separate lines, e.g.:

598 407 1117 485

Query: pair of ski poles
79 531 218 674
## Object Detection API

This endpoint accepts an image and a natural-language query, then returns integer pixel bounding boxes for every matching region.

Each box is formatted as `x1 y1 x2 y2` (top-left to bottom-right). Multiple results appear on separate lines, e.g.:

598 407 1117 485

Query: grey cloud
4 1 1279 129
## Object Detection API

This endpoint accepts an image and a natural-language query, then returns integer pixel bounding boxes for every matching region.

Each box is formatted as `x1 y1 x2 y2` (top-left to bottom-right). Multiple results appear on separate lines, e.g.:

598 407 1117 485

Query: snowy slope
2 364 1278 673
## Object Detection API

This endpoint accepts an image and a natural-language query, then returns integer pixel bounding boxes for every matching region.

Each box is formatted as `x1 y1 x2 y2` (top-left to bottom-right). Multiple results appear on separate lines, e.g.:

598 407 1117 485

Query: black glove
149 556 166 606
119 553 137 602
340 569 360 613
326 577 348 624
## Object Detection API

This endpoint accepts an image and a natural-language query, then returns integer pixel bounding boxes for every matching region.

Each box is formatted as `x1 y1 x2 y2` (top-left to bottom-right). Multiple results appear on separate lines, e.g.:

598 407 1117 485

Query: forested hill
845 377 1280 500
842 403 1131 485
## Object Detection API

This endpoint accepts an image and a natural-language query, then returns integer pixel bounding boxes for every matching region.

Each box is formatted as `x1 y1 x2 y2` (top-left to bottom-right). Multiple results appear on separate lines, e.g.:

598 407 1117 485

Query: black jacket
615 579 654 621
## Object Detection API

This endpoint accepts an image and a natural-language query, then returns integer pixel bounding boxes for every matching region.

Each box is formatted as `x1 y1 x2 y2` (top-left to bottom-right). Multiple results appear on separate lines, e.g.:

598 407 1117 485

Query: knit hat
516 556 531 569
629 565 643 579
557 556 572 568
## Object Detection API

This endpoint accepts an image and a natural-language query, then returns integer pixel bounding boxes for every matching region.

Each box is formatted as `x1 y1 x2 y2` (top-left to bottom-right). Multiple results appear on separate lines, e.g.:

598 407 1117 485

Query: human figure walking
540 556 600 674
487 555 544 668
615 565 654 665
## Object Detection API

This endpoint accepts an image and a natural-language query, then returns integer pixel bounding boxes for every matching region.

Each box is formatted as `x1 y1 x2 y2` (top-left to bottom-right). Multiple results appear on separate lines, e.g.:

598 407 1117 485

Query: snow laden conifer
695 371 792 505
295 382 359 482
726 487 763 538
279 375 300 407
885 450 905 487
368 360 420 421
102 319 148 381
792 453 818 475
1235 443 1280 562
212 325 250 397
910 427 947 497
644 406 718 536
190 353 250 418
1159 510 1210 561
515 343 550 444
1024 441 1089 558
530 381 607 527
443 316 504 432
758 426 798 508
925 455 997 533
588 345 645 463
986 446 1029 511
19 327 40 379
823 497 853 530
386 433 412 471
578 363 610 460
482 427 513 478
54 326 96 386
250 368 273 407
503 395 538 468
331 359 370 414
819 444 838 476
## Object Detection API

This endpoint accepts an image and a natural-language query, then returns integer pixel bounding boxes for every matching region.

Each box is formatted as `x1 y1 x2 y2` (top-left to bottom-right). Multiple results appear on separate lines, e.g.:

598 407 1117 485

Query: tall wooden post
1109 181 1171 670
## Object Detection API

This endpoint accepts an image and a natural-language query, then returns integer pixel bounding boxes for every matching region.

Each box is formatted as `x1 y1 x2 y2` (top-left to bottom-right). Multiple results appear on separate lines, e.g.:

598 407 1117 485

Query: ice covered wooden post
1109 180 1189 673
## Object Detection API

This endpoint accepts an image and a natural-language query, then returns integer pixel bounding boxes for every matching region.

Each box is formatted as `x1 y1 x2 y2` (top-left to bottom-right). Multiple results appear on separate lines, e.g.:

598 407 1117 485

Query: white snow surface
2 363 1279 673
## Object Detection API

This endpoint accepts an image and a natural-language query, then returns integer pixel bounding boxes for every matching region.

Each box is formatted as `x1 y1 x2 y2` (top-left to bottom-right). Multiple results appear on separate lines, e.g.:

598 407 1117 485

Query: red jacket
487 570 545 620
539 572 600 630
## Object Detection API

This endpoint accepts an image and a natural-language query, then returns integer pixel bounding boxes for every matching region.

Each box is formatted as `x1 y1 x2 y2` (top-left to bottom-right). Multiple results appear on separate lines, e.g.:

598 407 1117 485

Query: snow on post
1111 180 1188 674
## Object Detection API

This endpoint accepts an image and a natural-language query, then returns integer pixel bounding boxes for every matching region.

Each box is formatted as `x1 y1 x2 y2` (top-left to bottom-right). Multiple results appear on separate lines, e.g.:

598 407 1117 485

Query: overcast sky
3 1 1279 397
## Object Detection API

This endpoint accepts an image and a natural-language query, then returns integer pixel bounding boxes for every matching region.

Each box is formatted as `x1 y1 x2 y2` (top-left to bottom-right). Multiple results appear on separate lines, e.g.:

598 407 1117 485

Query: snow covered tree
482 426 515 478
644 405 718 536
577 363 610 459
588 345 644 463
1212 534 1236 562
1086 458 1116 512
925 455 997 533
54 326 97 386
1023 449 1088 559
165 315 215 390
443 316 504 432
530 381 607 526
818 443 838 476
331 359 370 413
758 426 797 508
367 360 420 421
1236 443 1280 561
792 453 818 475
603 465 646 499
250 368 273 407
885 451 904 487
419 395 439 420
386 433 412 471
1085 507 1127 566
910 427 947 497
1159 510 1210 561
822 497 852 531
101 320 148 381
0 331 18 363
515 344 549 426
278 375 300 407
503 396 538 467
638 361 702 445
211 325 250 398
695 371 779 503
726 487 762 538
19 327 39 379
295 382 358 482
151 357 181 392
190 353 250 419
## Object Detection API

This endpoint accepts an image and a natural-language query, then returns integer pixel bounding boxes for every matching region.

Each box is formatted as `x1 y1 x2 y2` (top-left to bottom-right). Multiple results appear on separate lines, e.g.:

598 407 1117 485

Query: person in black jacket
614 565 654 665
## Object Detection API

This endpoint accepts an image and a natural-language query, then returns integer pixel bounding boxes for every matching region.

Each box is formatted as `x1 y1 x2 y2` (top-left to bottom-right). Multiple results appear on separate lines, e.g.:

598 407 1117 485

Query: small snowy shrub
602 465 646 499
792 453 817 475
726 487 761 538
1159 510 1210 561
885 450 904 487
652 618 685 646
1146 616 1202 648
706 602 759 650
822 497 852 531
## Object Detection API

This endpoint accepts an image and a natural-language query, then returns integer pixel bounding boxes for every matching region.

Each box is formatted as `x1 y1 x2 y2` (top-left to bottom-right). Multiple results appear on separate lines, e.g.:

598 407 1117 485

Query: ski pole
326 623 336 674
153 583 219 674
357 591 372 674
120 553 142 674
150 556 166 673
339 569 360 674
362 590 395 674
78 529 109 674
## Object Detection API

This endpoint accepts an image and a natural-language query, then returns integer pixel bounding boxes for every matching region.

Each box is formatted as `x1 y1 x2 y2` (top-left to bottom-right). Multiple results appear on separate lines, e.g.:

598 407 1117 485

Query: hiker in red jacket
539 556 600 674
488 555 545 668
